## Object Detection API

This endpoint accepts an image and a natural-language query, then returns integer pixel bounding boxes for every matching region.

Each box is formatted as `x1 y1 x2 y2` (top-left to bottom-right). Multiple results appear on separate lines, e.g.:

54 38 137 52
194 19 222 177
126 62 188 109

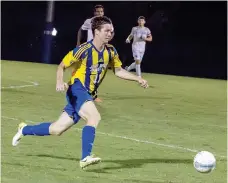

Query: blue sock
81 126 96 160
22 123 51 136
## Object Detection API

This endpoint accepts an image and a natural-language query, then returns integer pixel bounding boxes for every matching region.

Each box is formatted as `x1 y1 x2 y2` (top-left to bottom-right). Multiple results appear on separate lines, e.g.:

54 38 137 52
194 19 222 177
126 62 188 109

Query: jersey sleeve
130 27 135 36
110 47 122 68
81 18 91 30
147 28 151 36
62 47 83 68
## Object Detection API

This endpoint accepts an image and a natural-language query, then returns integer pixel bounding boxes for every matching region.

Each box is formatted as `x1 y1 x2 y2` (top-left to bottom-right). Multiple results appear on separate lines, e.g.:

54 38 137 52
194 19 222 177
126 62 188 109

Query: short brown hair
91 16 112 35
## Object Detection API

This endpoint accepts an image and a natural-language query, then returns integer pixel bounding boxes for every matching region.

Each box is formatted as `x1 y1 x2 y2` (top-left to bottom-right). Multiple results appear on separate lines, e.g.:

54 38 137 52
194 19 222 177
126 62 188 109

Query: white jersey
130 26 151 51
81 17 114 42
81 18 94 41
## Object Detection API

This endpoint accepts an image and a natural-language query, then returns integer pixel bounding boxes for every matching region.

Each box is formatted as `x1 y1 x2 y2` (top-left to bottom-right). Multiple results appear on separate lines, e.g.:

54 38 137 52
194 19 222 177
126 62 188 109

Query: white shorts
132 47 145 61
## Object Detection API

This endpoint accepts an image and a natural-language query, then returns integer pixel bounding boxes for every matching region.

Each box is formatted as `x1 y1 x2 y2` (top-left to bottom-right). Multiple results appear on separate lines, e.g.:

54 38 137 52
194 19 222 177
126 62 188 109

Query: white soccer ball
193 151 216 173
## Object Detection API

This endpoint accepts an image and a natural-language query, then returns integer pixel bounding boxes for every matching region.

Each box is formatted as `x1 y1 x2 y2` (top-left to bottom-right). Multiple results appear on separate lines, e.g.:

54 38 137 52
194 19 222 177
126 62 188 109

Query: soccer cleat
80 154 101 169
12 122 27 146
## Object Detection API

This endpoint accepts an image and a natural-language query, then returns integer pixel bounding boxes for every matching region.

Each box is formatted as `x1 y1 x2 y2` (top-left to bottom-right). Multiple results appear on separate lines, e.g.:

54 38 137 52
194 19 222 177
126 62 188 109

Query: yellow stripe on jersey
71 55 87 86
112 54 122 68
62 44 91 68
73 44 91 60
62 50 74 68
106 44 122 68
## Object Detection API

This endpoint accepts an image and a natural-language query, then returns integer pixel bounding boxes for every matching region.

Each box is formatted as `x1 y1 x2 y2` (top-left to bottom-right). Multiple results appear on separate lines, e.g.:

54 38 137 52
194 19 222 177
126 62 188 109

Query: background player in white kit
125 16 152 78
77 5 114 45
77 5 104 45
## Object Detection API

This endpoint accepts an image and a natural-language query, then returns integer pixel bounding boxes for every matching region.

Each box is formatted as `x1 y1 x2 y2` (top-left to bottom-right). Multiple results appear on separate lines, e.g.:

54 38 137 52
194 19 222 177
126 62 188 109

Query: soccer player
12 16 148 169
77 5 104 45
125 16 152 78
77 4 114 102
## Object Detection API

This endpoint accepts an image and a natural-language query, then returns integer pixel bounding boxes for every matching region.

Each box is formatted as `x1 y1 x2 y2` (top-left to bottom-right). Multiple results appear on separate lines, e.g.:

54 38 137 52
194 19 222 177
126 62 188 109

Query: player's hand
126 38 130 43
56 82 68 92
138 78 149 89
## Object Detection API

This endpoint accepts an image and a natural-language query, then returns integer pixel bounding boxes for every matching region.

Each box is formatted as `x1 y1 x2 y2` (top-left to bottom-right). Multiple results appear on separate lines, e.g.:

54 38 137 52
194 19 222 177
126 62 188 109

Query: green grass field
1 60 227 183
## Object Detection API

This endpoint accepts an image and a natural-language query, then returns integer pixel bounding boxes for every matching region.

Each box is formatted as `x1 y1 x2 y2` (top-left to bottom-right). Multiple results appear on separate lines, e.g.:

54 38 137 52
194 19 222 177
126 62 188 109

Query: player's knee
49 123 66 136
135 60 141 64
52 130 63 136
86 112 101 128
49 128 64 136
49 112 74 136
79 101 101 127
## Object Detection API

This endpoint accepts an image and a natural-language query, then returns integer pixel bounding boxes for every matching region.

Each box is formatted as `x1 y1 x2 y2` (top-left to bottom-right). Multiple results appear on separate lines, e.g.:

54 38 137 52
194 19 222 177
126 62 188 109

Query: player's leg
132 49 142 77
79 101 101 157
27 112 75 135
126 48 137 71
135 59 141 77
12 112 75 146
126 62 136 72
67 79 101 168
12 85 80 146
135 50 145 78
12 112 76 146
78 100 101 168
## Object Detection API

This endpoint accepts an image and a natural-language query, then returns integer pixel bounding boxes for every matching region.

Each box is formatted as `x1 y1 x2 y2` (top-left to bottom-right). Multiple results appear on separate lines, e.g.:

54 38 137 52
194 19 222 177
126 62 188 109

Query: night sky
1 1 227 79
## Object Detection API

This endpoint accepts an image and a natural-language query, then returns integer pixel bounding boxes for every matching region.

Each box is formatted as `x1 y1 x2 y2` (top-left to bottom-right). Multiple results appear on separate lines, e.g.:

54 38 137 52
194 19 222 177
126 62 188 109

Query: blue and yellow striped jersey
62 40 122 94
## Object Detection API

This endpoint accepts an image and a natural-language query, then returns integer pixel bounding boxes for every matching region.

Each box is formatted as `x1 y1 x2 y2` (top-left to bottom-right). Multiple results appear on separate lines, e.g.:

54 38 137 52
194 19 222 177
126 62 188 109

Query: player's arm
56 49 81 92
115 67 139 81
143 29 152 42
126 27 134 43
115 67 148 88
110 47 148 88
76 19 90 46
56 61 66 92
76 28 83 46
77 28 88 46
144 34 152 42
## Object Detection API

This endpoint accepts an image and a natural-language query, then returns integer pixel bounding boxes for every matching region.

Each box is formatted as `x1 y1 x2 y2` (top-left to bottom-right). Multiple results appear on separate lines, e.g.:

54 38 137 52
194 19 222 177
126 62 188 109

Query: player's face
138 19 145 26
94 8 104 17
95 24 112 44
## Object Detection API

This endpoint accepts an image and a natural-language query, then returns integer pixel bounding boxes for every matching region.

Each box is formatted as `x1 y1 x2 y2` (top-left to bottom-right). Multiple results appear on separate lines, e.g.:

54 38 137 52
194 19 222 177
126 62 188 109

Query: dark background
1 1 227 79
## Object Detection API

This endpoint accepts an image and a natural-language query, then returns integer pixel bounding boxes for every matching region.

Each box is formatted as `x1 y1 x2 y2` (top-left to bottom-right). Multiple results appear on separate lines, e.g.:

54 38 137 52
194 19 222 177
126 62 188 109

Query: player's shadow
86 158 193 173
26 153 192 173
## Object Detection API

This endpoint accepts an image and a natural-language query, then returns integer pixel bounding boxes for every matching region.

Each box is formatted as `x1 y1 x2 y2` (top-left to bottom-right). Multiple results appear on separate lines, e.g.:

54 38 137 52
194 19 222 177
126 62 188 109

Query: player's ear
95 29 99 36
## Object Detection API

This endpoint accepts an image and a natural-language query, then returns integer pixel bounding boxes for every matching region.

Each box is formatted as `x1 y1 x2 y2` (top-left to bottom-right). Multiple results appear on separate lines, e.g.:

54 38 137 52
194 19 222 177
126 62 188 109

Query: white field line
2 116 226 159
1 81 39 89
